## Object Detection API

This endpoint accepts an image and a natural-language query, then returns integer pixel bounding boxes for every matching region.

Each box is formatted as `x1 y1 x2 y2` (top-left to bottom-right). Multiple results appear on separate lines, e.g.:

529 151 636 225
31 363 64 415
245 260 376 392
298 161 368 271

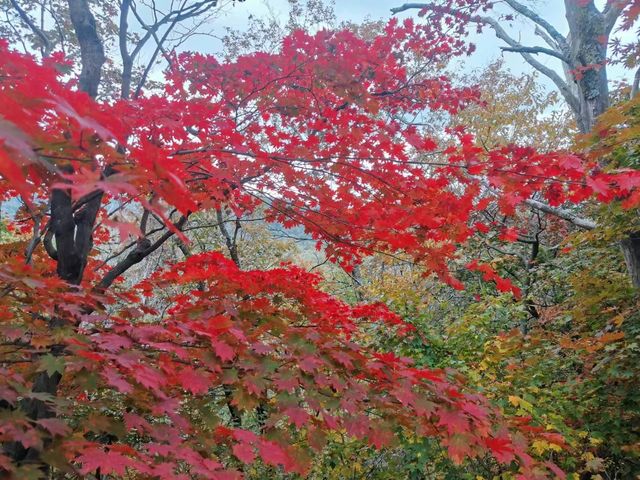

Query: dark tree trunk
4 0 106 471
119 0 133 99
621 233 640 288
68 0 105 98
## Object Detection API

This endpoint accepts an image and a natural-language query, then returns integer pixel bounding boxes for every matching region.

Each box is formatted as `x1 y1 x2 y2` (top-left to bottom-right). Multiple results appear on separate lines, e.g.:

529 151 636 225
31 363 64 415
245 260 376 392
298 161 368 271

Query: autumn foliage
0 12 639 480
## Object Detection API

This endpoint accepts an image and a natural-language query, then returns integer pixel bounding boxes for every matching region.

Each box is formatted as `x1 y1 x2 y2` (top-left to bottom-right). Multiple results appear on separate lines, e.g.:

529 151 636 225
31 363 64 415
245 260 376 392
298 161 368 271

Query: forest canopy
0 0 639 479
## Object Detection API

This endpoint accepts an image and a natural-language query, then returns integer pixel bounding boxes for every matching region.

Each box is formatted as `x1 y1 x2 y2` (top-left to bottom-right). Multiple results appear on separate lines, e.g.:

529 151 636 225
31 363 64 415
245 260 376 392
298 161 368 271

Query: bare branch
390 2 581 116
534 25 559 50
500 45 570 64
390 3 431 14
96 215 188 291
132 10 179 98
127 0 221 97
481 16 582 117
481 180 597 230
523 198 597 230
9 0 52 56
502 0 568 50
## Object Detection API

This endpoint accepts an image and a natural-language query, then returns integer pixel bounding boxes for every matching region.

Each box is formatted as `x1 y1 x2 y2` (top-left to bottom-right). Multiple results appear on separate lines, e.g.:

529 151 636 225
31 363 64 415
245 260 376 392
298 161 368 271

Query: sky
169 0 634 87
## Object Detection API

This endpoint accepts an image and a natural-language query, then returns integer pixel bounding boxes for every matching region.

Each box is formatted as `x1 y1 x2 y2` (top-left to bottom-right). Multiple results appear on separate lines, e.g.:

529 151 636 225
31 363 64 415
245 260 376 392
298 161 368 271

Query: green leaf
37 354 65 377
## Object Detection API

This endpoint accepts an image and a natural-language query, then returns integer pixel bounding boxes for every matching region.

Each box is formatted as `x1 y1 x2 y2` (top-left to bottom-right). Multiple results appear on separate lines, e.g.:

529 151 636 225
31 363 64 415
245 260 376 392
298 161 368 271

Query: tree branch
9 0 52 56
481 180 597 230
500 45 570 64
480 16 582 117
502 0 568 50
603 0 626 34
534 25 559 50
390 2 431 14
96 215 188 291
390 2 581 116
523 198 597 230
131 8 179 98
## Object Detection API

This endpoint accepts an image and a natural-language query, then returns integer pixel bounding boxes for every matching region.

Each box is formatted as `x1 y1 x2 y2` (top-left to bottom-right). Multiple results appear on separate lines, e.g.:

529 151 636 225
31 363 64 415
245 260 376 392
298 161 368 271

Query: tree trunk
564 0 610 134
563 1 640 287
3 0 106 470
621 233 640 288
68 0 105 98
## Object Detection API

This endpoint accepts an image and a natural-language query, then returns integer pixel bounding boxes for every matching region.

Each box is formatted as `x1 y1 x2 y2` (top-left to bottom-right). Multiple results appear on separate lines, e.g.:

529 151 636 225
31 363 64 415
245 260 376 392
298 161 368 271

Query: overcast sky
174 0 633 86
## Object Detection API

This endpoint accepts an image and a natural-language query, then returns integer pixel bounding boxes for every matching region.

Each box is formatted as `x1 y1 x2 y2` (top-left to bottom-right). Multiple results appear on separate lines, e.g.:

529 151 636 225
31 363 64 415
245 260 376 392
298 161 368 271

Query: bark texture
68 0 105 98
621 232 640 288
564 0 610 133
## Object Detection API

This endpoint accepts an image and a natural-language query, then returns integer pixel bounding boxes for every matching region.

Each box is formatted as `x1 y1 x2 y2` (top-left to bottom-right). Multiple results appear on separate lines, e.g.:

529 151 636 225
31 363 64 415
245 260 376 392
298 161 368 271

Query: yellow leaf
612 314 625 327
508 395 534 412
532 440 550 455
532 440 563 455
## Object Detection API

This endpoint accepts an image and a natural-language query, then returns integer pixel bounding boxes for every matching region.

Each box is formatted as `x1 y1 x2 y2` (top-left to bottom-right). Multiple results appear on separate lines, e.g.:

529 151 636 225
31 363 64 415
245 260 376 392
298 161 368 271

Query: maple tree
391 0 640 288
1 1 640 479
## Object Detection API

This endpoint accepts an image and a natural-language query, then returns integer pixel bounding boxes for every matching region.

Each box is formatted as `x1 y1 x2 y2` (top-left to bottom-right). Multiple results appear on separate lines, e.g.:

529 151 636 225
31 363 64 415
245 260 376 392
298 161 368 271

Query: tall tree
2 0 233 99
391 0 637 133
392 0 640 285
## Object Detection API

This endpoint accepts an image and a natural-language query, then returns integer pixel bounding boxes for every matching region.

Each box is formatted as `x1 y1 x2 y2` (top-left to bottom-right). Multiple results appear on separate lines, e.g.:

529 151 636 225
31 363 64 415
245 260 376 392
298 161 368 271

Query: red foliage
0 18 638 479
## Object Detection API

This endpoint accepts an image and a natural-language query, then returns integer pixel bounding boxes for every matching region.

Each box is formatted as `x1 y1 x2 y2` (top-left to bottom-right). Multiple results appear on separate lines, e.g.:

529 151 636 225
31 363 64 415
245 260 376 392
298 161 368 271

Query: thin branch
390 2 581 116
390 3 432 14
534 25 559 50
481 15 581 116
132 8 179 98
500 45 570 64
502 0 568 50
9 0 52 56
